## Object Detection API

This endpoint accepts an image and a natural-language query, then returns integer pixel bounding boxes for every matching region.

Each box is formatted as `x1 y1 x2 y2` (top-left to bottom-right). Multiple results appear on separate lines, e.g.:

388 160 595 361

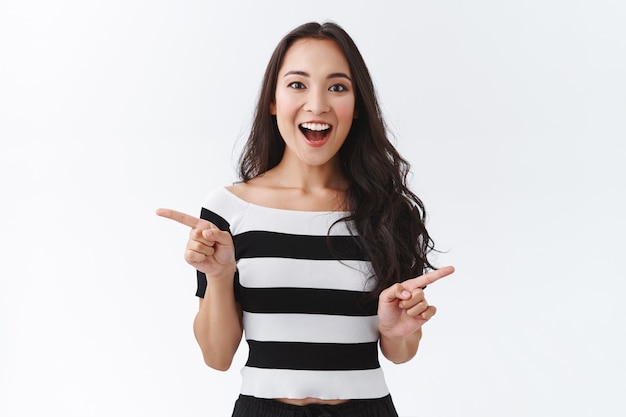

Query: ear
270 102 276 115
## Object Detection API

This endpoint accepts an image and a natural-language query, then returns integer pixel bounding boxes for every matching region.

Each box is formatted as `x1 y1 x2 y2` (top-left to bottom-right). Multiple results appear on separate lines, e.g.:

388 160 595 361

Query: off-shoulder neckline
220 187 351 215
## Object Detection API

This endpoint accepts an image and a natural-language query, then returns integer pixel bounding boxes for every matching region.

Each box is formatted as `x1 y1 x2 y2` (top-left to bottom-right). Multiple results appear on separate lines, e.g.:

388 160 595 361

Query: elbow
207 363 231 372
201 353 233 371
203 357 232 371
388 355 413 365
200 347 235 371
380 340 419 364
382 350 415 364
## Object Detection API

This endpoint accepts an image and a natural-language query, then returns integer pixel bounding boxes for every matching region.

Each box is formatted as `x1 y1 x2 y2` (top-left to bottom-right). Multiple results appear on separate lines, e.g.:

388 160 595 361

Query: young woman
157 21 454 417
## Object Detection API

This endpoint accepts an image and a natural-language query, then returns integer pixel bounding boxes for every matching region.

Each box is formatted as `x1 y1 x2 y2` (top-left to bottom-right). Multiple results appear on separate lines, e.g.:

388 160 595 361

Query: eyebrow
283 70 352 81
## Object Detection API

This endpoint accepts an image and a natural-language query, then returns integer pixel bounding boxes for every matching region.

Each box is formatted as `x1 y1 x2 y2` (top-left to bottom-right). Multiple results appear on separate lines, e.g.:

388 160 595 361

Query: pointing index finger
406 265 456 291
155 208 211 229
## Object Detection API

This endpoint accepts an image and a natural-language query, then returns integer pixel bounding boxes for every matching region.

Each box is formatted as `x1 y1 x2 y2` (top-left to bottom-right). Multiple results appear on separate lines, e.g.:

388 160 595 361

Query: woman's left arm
378 266 455 364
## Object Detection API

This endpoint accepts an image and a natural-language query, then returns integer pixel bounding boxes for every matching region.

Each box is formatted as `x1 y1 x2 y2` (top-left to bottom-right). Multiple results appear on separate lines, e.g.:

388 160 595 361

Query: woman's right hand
156 208 236 280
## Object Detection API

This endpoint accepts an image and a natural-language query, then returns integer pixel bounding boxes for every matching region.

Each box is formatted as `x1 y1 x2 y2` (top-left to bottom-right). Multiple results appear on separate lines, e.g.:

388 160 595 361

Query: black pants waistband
231 394 399 417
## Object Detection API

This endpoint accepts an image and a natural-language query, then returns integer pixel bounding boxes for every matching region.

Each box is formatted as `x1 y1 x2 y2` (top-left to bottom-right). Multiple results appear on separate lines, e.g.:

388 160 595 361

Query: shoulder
202 186 244 209
225 181 258 203
226 177 286 208
199 186 250 231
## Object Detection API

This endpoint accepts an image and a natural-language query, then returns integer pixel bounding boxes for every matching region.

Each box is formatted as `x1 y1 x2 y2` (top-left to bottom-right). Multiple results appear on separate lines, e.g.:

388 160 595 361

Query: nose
304 88 330 114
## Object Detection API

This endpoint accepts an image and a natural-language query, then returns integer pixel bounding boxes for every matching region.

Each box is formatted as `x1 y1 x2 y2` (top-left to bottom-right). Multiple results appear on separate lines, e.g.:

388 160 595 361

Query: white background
1 1 625 416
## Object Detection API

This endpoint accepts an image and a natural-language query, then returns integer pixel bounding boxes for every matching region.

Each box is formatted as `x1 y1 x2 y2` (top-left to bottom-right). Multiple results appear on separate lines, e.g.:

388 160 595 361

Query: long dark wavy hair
238 21 436 295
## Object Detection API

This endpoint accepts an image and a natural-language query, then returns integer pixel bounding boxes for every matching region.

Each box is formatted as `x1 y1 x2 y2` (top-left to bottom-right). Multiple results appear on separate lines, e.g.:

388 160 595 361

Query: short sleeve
195 206 236 298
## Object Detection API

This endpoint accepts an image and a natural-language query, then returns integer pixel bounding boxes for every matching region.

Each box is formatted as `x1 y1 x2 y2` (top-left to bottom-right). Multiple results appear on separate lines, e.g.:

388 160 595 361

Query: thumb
202 228 233 247
379 283 411 304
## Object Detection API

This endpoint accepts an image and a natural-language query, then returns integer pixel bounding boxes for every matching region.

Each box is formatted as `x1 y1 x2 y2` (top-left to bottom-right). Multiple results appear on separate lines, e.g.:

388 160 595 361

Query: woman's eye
329 84 347 92
288 81 305 89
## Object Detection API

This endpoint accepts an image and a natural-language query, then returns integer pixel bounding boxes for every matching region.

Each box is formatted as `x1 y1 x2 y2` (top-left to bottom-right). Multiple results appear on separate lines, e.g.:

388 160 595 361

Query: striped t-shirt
196 187 390 400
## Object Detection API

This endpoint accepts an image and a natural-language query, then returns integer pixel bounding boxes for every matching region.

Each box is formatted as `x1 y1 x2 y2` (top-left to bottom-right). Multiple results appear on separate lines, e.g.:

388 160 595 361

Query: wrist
378 324 423 341
205 268 236 290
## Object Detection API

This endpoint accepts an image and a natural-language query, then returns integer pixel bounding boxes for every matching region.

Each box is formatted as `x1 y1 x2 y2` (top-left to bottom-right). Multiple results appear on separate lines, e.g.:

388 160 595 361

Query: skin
237 38 358 211
377 265 455 364
156 38 455 406
271 38 356 177
155 208 241 372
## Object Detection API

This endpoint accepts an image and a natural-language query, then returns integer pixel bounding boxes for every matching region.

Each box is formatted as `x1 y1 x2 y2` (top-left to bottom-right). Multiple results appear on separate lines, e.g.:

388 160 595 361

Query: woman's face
271 38 356 171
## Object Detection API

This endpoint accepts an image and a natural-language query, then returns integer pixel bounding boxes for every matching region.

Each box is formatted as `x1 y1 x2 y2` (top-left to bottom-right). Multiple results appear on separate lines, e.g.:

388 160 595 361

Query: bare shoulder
227 181 262 203
227 176 288 209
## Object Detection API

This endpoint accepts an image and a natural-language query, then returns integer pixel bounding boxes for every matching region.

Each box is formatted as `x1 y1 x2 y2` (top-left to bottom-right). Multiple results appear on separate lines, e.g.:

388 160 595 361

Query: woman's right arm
193 277 243 371
156 208 242 371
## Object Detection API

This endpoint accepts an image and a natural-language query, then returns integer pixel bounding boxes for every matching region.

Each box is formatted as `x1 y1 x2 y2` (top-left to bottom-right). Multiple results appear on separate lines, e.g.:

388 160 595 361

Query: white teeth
300 123 330 131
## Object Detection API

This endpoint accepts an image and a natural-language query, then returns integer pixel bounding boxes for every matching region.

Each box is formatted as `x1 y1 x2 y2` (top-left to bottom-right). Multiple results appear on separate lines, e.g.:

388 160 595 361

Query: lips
299 122 332 146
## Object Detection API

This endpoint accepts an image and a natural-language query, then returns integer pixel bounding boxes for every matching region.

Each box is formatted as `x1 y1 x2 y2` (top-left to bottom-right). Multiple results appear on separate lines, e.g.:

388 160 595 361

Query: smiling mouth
299 122 332 142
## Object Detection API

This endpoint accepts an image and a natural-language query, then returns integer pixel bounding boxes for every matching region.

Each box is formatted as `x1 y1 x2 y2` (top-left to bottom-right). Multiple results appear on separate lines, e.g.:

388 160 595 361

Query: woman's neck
267 157 348 192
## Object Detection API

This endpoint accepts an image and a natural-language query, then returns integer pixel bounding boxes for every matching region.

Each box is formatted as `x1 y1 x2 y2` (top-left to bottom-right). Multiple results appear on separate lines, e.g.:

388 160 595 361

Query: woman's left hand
378 266 455 338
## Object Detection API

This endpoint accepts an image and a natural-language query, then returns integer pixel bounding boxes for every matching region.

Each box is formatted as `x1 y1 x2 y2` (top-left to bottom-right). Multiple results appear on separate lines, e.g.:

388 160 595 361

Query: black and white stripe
196 187 390 400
